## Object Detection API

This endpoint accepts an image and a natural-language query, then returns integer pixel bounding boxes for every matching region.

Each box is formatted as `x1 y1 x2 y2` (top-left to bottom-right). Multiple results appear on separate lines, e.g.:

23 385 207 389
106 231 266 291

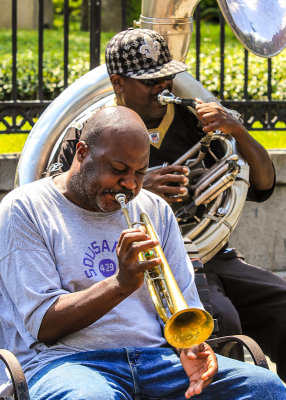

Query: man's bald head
63 106 150 212
79 106 149 154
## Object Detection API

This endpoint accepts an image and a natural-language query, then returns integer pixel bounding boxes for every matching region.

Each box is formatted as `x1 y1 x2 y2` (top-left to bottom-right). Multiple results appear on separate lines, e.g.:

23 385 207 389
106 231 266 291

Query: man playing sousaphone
0 106 285 399
46 28 286 382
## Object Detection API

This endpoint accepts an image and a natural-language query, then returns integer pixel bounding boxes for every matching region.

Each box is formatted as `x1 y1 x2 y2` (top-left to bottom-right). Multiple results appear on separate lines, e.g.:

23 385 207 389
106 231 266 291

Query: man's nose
120 172 136 190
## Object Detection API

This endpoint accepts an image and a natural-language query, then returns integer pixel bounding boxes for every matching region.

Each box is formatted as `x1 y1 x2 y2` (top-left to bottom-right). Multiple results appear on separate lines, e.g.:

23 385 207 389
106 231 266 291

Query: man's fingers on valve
194 97 204 106
137 257 162 273
160 169 189 194
195 99 219 111
117 228 146 248
161 164 190 176
196 104 224 123
197 109 218 124
143 167 189 196
117 229 156 250
117 230 160 261
161 194 185 204
162 184 188 198
162 173 189 186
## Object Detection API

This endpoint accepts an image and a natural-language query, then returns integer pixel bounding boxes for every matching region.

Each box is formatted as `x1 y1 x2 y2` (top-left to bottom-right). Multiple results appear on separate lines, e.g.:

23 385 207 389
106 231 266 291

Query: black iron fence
0 0 285 135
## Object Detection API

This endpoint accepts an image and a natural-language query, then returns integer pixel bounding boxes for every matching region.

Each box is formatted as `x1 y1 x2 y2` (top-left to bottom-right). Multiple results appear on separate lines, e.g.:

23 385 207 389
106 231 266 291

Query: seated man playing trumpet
0 106 285 399
46 28 286 382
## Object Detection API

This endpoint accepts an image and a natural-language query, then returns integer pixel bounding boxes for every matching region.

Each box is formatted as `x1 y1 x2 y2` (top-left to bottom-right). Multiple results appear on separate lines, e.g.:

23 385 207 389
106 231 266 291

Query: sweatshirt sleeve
0 194 69 339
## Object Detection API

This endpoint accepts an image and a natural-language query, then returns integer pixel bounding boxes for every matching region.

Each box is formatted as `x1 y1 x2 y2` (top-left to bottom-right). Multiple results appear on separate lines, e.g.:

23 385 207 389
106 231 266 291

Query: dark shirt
147 104 274 203
149 104 226 170
46 126 81 176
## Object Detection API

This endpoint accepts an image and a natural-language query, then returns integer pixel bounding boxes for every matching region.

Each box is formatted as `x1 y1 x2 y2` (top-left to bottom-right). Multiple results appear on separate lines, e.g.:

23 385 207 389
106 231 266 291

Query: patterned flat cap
105 28 187 79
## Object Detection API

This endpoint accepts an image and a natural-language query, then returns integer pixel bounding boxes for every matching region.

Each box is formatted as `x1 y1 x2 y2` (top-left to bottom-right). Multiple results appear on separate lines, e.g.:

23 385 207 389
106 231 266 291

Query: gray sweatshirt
0 177 202 381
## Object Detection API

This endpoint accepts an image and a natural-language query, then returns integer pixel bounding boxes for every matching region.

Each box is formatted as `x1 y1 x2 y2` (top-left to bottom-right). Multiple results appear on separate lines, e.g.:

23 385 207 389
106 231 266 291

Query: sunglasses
138 74 176 87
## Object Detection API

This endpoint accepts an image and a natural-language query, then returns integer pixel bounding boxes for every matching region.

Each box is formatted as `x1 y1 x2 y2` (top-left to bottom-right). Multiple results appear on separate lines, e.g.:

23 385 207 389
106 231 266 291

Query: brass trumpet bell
165 308 214 349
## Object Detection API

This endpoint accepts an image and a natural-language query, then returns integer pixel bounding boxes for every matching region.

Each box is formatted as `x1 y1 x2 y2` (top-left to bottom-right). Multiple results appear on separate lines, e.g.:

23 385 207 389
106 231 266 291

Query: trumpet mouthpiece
115 193 126 205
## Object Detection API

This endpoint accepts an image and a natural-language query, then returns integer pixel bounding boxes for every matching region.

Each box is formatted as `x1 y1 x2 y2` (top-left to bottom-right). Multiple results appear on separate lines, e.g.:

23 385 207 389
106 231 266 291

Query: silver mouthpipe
115 193 133 229
158 89 197 108
158 90 183 105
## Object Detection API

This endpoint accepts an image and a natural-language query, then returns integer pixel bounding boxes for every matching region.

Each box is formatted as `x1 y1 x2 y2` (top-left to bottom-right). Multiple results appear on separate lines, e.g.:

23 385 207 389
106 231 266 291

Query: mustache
102 189 135 202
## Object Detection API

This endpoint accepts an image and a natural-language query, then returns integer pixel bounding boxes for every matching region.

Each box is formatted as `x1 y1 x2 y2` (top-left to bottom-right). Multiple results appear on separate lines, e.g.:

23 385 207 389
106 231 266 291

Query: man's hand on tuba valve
195 99 244 137
143 165 190 204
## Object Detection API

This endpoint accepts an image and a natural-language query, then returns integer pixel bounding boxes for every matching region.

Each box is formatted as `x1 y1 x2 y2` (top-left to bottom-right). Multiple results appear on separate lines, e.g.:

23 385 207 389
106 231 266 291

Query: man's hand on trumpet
116 228 161 292
143 165 190 204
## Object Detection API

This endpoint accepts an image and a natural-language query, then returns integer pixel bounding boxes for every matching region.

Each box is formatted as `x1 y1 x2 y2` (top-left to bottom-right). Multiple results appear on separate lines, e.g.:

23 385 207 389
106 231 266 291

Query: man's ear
76 141 88 161
110 74 125 94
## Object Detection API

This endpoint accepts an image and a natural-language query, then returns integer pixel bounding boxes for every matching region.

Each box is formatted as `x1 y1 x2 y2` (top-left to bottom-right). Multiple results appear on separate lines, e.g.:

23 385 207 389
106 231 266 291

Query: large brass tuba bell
115 193 214 349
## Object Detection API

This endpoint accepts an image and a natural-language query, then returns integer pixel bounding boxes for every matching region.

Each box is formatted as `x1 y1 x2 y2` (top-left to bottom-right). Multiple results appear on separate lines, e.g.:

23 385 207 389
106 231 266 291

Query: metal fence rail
0 0 285 134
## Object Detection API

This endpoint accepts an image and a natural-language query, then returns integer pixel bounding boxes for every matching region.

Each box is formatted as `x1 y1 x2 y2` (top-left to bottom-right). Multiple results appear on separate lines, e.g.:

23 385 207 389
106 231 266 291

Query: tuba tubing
155 89 249 261
115 193 214 349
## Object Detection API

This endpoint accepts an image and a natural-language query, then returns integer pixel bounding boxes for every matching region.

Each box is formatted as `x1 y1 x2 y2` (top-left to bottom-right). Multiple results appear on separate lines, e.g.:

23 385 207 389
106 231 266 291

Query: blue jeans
28 347 285 400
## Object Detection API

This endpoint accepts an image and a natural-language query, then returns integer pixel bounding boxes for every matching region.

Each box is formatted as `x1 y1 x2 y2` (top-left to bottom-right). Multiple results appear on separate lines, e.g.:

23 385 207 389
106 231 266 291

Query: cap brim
124 60 187 79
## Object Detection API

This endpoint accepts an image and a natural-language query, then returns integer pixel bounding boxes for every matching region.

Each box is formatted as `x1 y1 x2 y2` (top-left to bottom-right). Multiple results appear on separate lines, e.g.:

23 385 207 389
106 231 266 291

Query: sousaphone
15 0 286 262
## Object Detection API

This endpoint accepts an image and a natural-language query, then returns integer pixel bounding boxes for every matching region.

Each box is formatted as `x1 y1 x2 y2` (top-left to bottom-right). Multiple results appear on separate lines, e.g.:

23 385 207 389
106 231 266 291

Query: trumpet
115 193 214 349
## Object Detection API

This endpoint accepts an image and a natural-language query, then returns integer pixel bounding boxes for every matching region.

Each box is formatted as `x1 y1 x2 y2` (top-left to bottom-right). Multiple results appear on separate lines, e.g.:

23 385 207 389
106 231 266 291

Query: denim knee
214 354 286 400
